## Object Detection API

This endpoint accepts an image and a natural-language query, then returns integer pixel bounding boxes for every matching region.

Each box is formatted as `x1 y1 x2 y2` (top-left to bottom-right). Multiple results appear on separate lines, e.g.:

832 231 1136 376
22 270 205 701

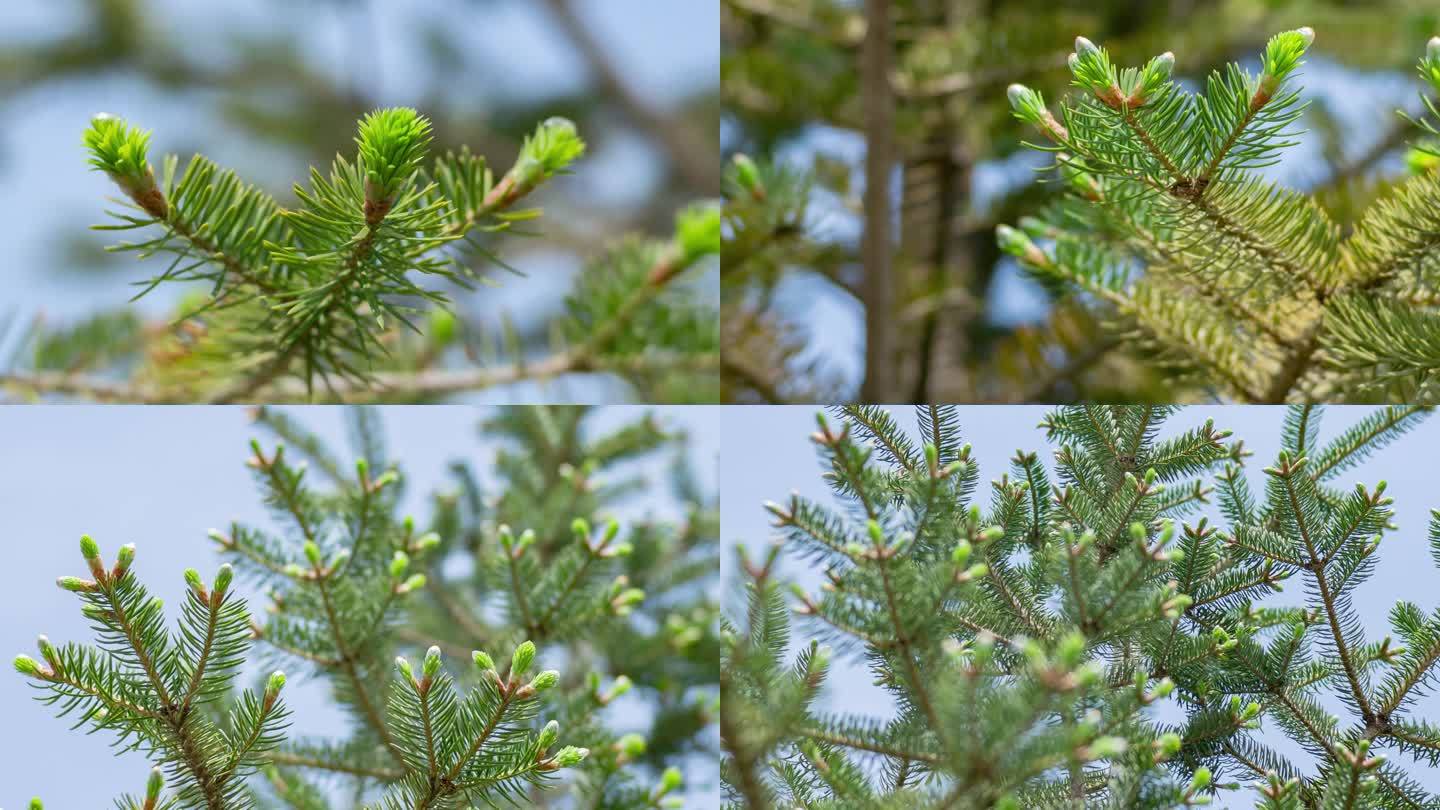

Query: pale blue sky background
0 404 720 808
720 405 1440 806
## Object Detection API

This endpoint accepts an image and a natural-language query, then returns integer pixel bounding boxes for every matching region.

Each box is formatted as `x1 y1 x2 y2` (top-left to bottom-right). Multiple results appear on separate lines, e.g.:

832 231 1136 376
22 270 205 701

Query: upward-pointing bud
355 107 433 207
390 551 409 579
730 154 763 197
1007 83 1029 110
867 520 884 545
617 732 646 758
146 766 163 802
422 646 442 679
473 650 495 672
214 564 234 595
263 670 285 711
1297 26 1314 48
1154 51 1175 78
511 640 537 678
605 675 633 702
303 541 321 567
1190 765 1212 792
1424 37 1440 91
1074 36 1099 57
115 543 136 573
80 535 100 561
537 720 560 751
512 116 585 190
184 568 205 594
36 635 58 670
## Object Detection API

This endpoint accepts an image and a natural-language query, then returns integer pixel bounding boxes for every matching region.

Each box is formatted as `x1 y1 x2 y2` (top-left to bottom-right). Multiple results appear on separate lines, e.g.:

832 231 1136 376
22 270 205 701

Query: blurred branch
540 0 716 194
721 356 785 404
859 0 895 401
1 353 718 404
1324 111 1417 188
1021 336 1122 402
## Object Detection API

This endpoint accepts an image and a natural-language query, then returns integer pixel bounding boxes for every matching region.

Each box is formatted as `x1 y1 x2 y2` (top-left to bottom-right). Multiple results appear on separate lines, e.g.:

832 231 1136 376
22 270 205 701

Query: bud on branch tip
511 640 536 678
355 107 432 203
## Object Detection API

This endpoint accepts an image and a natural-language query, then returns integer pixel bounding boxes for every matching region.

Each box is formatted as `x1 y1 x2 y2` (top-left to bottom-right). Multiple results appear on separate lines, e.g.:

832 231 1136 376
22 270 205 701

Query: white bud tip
92 112 114 122
1007 84 1029 108
1157 52 1174 68
1068 53 1079 70
1297 27 1314 47
1074 36 1098 56
1429 37 1440 59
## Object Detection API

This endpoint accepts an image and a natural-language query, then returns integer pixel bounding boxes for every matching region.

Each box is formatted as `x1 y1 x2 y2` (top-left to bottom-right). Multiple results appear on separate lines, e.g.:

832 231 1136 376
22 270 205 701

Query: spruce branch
228 405 716 807
724 405 1440 808
7 106 717 404
1000 30 1440 403
18 407 702 807
16 539 291 810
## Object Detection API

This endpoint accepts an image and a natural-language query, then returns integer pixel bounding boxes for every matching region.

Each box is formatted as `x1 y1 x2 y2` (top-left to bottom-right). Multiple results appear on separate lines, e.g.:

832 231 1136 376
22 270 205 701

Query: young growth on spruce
15 405 714 808
722 404 1440 808
4 109 720 403
1000 30 1440 402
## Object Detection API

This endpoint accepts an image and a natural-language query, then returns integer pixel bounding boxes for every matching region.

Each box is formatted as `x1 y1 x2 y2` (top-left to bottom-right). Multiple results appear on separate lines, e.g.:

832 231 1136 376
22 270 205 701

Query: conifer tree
1 110 719 404
722 404 1440 807
999 31 1440 403
721 1 1436 403
15 405 715 808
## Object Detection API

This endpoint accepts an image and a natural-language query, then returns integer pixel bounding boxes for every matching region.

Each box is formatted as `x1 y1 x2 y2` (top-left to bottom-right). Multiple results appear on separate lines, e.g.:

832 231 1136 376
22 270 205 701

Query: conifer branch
724 405 1440 807
21 407 708 807
1000 30 1440 402
11 106 718 404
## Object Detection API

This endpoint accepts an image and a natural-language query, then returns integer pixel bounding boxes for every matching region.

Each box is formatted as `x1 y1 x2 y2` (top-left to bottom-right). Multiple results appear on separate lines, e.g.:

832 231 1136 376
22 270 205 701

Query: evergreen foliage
721 1 1438 403
1000 31 1440 403
16 405 715 808
16 536 587 809
3 109 719 404
721 404 1440 807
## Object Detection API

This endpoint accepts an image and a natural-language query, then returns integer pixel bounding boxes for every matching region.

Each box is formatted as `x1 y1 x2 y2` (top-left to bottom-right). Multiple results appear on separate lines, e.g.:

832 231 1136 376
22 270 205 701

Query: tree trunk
859 0 896 402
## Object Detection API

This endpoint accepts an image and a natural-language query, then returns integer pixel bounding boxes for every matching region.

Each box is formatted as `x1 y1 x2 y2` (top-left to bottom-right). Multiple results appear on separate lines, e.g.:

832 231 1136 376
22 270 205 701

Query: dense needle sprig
999 30 1440 403
722 404 1440 808
2 107 719 404
15 405 713 808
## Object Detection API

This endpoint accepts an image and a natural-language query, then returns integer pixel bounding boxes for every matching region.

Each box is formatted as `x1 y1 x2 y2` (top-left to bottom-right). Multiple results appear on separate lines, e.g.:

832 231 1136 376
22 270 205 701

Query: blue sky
721 405 1440 805
0 404 719 807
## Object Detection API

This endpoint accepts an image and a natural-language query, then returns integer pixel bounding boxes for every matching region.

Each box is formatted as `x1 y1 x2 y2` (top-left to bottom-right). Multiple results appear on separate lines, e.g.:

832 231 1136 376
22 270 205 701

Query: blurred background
720 405 1440 807
721 0 1440 403
0 404 720 807
0 0 718 403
